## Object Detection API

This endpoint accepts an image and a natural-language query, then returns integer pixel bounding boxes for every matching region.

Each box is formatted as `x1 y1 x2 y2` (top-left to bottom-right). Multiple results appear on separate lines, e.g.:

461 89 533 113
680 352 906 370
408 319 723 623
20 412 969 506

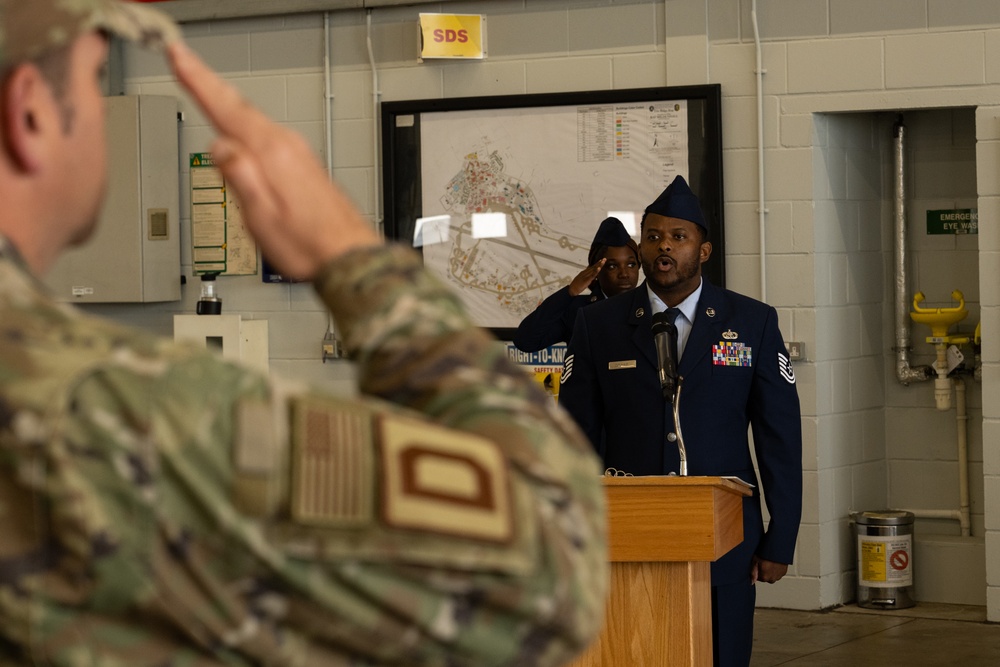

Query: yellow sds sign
419 13 485 59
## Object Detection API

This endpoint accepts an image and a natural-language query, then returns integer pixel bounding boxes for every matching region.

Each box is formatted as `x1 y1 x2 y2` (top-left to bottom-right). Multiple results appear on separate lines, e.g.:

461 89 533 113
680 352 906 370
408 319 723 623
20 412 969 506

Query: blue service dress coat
512 286 603 352
559 279 802 585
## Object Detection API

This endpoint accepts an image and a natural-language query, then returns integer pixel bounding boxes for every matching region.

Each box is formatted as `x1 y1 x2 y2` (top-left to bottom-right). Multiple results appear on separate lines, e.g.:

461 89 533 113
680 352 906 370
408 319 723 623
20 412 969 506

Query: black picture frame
381 84 724 341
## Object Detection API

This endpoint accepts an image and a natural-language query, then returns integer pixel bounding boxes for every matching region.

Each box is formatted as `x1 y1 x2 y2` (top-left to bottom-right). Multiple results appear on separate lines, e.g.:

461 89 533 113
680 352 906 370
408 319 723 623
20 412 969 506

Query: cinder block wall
102 0 1000 617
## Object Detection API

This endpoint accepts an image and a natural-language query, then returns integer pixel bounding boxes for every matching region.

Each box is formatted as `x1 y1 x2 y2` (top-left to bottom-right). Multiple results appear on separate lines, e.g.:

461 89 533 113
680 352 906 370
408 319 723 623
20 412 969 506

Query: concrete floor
752 603 1000 665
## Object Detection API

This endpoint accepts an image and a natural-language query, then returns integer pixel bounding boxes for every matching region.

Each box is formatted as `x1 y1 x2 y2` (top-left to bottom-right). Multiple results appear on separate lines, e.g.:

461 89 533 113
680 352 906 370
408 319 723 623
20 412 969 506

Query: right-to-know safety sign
858 533 912 588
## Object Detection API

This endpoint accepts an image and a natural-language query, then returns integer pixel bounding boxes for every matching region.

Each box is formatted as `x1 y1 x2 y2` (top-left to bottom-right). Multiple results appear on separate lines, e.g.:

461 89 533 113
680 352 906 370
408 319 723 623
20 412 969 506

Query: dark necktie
664 307 681 365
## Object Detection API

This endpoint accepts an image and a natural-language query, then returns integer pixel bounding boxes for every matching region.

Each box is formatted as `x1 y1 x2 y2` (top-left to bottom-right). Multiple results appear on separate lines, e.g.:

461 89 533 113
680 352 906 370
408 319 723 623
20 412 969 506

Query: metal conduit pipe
367 9 383 236
322 12 343 358
892 117 970 536
892 117 934 385
752 0 767 302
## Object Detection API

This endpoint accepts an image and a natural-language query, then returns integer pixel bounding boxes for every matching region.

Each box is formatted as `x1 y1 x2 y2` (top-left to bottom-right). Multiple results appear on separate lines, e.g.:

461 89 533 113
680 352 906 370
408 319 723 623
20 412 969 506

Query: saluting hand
167 41 380 281
568 258 606 297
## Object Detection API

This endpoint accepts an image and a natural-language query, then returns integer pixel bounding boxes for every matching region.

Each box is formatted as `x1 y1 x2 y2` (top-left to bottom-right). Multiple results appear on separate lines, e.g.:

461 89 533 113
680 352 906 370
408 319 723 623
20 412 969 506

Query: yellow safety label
858 534 912 588
860 541 886 582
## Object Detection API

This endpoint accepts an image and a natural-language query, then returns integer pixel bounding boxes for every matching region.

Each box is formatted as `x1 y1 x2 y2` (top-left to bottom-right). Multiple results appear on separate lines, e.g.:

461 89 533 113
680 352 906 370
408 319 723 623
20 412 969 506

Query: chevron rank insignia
561 353 574 383
778 352 796 384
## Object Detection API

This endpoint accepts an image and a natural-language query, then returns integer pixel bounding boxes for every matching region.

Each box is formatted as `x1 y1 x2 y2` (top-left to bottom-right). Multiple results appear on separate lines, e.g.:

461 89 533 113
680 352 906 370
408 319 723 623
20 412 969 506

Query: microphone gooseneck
652 309 687 475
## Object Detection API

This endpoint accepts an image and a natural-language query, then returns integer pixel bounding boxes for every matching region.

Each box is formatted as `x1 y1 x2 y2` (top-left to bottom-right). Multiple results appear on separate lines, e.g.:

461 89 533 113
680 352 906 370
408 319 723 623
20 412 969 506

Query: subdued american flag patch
778 352 795 384
290 399 375 526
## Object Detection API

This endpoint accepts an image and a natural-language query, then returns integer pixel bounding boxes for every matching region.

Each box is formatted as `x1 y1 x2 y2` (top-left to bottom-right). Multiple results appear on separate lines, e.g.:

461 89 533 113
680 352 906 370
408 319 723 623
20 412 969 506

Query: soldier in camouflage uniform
0 1 607 665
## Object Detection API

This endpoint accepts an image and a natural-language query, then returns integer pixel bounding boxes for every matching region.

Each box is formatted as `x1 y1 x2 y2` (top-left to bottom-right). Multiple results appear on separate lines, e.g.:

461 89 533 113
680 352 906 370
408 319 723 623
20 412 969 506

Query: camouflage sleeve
0 245 607 666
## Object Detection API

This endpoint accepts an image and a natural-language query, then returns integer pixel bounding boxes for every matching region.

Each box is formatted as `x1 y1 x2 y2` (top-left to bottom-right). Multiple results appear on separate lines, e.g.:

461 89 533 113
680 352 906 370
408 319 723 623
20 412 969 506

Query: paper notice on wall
190 153 258 275
505 343 565 403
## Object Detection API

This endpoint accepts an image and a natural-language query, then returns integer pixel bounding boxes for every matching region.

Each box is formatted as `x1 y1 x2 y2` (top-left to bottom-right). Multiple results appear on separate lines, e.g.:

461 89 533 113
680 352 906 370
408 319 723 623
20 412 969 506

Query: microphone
651 310 679 401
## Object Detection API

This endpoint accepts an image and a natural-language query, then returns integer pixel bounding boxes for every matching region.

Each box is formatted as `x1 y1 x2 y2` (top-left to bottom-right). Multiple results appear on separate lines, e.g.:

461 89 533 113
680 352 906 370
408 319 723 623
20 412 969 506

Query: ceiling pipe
161 0 471 23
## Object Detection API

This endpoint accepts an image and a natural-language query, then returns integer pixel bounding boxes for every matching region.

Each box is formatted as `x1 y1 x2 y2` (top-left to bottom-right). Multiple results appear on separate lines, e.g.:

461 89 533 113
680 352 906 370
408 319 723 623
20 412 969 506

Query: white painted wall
95 0 1000 619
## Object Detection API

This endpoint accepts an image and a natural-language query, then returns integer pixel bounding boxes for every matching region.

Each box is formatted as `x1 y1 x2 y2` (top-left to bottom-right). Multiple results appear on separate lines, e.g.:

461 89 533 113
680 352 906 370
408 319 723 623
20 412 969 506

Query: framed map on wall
381 85 724 339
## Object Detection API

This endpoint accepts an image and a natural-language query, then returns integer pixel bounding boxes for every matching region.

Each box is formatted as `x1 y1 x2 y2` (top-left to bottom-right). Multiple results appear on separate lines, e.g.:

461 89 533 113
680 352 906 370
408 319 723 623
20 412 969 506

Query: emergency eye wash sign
419 14 486 60
927 209 978 235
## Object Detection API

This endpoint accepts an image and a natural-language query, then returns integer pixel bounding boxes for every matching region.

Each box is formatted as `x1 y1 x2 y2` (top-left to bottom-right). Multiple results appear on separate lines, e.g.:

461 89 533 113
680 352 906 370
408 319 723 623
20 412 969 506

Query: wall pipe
891 118 970 536
322 12 343 358
898 377 971 536
324 12 334 178
367 9 383 236
852 353 971 577
955 376 972 535
751 0 767 302
892 118 934 385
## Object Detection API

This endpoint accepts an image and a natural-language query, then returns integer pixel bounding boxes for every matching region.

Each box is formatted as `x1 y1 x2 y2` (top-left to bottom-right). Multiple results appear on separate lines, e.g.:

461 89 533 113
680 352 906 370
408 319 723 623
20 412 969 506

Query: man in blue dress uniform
559 175 802 666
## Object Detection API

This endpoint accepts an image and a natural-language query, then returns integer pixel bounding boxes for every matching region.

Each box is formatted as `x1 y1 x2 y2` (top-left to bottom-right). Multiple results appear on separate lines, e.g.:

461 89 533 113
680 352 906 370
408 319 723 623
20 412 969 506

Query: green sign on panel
926 209 977 235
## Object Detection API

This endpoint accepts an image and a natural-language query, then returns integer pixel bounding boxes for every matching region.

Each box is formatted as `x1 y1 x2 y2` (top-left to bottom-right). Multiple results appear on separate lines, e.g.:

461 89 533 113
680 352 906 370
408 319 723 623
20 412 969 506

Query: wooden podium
571 476 751 667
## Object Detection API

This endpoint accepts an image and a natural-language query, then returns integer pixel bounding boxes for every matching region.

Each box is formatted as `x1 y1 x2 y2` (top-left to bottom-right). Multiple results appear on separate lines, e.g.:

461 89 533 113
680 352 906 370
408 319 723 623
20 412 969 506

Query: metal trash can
854 510 915 609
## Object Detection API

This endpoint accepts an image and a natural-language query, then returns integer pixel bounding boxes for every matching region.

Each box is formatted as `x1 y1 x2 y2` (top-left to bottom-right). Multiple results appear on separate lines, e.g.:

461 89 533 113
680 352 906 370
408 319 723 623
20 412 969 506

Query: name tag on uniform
609 360 636 370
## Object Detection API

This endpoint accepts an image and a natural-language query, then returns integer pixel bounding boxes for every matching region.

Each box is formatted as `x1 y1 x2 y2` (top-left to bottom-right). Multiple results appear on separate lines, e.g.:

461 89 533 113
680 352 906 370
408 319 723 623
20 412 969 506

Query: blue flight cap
588 217 639 265
643 175 707 232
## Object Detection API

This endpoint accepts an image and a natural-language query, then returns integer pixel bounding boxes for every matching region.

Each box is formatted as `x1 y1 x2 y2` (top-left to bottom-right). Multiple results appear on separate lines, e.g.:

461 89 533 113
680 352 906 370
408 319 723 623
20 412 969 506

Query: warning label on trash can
858 534 912 588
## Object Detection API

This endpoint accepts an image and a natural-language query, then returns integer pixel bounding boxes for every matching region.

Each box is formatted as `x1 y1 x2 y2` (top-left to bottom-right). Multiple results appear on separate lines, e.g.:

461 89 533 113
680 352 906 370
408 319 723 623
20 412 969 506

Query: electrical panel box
44 95 181 302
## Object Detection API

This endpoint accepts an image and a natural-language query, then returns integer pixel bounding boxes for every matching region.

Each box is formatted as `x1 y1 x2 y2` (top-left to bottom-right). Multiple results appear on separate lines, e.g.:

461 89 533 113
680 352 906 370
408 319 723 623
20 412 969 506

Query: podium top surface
601 475 753 497
600 475 751 562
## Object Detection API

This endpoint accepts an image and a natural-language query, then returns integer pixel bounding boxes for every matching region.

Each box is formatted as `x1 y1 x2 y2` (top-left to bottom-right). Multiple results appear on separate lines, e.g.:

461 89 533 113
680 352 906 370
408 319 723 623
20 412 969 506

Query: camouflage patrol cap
0 0 180 68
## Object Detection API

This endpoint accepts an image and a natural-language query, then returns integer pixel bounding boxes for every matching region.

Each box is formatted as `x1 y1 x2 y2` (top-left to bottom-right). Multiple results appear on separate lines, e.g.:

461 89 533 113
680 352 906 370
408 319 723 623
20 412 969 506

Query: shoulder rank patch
560 353 574 384
378 414 513 544
779 352 796 384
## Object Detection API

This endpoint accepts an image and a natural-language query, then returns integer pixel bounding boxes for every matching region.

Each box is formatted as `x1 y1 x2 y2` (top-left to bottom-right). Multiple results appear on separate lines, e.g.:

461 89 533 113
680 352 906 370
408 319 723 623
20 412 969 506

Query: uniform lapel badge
722 329 738 340
635 307 645 318
588 295 598 303
706 307 716 318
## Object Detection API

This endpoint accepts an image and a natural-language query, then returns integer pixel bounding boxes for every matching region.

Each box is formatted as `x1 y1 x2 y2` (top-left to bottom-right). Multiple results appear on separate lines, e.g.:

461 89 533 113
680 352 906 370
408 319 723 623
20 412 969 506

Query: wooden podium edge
602 475 751 563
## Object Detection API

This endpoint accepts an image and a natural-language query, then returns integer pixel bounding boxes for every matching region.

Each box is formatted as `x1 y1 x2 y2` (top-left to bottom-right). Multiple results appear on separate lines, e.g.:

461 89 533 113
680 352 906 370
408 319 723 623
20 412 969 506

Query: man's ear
1 64 50 173
700 240 713 264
